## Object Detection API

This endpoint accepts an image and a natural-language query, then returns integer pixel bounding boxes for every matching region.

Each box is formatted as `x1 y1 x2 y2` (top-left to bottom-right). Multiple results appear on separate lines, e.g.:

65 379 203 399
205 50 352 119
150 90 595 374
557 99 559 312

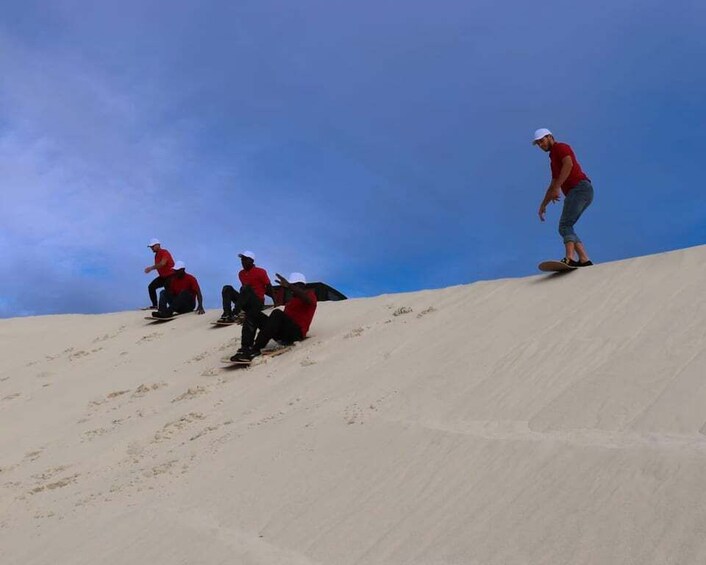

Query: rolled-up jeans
558 180 594 244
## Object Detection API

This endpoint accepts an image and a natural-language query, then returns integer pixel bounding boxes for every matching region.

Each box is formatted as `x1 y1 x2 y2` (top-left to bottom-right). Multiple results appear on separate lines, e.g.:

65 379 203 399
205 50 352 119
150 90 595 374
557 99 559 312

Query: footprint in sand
171 386 209 403
132 383 167 398
344 327 365 339
138 332 162 343
417 306 437 318
392 306 413 317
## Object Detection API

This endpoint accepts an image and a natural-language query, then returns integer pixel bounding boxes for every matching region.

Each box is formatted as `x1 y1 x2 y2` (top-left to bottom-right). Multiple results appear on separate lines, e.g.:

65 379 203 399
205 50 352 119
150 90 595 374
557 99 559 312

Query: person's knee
558 224 569 238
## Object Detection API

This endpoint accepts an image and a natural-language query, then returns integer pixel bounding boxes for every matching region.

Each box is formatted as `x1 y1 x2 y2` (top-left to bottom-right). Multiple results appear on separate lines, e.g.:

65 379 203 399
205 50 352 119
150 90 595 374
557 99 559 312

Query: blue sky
1 0 705 317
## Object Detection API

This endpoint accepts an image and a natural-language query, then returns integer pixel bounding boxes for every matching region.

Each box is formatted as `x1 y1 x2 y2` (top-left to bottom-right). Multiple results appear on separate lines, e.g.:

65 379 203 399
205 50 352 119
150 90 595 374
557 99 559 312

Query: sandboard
220 345 295 367
211 320 239 327
144 315 178 323
538 260 576 273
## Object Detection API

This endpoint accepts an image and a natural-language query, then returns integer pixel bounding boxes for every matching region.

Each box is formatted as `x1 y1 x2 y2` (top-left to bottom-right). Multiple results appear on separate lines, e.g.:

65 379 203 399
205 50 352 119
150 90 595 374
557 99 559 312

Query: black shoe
230 349 261 363
559 257 574 266
152 311 172 319
576 260 594 267
568 259 580 267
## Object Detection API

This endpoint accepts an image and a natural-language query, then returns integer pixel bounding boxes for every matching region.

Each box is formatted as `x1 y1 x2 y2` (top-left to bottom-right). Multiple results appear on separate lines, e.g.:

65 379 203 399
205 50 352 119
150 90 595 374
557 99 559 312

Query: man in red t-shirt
231 272 317 363
143 238 176 309
534 128 595 267
152 261 205 318
221 250 273 350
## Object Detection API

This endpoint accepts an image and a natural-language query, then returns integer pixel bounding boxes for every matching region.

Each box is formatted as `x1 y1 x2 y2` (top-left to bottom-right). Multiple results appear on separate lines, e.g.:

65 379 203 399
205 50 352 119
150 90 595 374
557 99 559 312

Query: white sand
2 245 706 565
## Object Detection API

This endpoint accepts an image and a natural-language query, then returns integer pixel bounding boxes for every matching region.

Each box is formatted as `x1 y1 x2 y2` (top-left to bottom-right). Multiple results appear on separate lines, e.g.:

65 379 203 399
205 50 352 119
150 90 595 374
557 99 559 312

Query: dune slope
1 245 706 564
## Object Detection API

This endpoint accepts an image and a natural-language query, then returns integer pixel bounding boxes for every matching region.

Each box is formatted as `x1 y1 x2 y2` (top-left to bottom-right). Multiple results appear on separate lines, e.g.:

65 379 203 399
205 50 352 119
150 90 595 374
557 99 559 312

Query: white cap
238 250 256 261
148 238 161 247
288 272 306 284
173 261 186 271
532 128 552 144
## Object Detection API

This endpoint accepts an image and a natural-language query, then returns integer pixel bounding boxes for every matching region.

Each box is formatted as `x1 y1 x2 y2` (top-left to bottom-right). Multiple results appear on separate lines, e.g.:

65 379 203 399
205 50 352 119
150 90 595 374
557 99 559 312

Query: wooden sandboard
220 345 296 367
538 260 577 273
144 316 177 323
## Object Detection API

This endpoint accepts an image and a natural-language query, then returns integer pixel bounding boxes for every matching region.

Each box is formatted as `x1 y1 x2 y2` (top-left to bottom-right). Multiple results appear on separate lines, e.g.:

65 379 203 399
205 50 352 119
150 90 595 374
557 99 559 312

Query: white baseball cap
148 238 161 247
532 128 552 144
288 272 306 284
173 261 186 271
238 250 256 261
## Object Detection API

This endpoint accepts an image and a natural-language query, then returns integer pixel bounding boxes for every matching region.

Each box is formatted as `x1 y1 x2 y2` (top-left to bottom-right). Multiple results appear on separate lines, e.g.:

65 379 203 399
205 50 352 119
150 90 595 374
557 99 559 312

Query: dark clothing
221 285 241 317
148 275 172 308
158 289 196 316
238 285 266 349
253 309 303 352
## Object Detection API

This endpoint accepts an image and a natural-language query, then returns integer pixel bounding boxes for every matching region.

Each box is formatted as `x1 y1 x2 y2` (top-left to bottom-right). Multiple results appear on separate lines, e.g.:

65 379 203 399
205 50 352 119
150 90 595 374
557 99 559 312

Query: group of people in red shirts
143 241 317 363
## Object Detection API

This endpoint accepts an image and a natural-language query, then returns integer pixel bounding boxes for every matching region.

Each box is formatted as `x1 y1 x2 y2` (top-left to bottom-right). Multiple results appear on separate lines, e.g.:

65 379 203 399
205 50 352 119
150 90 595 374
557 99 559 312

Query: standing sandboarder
144 238 175 309
534 128 594 267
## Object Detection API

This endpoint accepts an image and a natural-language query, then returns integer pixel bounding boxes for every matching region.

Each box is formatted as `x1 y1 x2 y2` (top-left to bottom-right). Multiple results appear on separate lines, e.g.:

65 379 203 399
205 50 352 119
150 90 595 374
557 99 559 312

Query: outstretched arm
275 273 312 304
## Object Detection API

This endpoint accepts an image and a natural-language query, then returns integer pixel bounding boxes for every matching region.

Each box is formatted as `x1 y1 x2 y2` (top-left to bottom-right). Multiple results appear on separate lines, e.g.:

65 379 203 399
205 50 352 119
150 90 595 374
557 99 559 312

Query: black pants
221 285 241 316
148 275 171 308
253 309 303 352
158 290 195 316
237 286 265 348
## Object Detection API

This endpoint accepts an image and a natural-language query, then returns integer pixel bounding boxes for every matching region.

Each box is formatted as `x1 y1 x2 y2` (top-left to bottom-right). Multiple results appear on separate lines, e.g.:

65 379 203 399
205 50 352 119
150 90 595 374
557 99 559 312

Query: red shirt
169 273 200 296
239 266 271 301
550 142 589 195
155 248 175 277
284 290 317 337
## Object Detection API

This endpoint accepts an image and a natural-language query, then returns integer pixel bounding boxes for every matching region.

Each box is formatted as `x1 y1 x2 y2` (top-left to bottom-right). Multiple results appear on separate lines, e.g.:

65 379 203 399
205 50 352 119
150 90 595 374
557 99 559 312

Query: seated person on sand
153 261 205 318
143 238 175 310
220 250 272 333
231 272 317 362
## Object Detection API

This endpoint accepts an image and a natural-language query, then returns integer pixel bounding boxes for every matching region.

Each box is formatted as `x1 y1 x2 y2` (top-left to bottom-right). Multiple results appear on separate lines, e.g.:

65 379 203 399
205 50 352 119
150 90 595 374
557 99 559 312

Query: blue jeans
559 180 594 244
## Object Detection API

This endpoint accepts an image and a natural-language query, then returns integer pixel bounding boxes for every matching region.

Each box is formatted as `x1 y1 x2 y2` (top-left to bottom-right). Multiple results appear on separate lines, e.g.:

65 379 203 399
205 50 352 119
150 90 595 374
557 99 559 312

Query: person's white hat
238 250 256 261
532 128 552 144
148 238 161 247
288 272 306 284
173 261 186 271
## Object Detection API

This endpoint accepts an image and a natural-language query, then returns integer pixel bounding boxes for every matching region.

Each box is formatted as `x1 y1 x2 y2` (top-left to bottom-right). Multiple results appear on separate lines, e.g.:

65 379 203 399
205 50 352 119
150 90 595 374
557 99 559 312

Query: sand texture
1 245 706 564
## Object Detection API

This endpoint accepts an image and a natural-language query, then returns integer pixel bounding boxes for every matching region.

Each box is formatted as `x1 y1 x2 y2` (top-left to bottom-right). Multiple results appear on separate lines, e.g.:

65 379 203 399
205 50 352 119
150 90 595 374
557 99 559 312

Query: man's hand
275 273 290 288
538 205 547 222
196 306 205 315
144 266 153 274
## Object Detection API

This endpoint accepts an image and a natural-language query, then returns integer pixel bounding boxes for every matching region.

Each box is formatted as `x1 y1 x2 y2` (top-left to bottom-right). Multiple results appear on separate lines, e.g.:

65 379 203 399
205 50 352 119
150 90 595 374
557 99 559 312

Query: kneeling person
153 261 205 318
231 272 316 362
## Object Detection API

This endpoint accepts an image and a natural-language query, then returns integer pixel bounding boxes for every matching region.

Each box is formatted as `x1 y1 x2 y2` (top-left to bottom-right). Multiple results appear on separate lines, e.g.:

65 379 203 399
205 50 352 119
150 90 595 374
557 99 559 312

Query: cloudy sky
1 0 705 317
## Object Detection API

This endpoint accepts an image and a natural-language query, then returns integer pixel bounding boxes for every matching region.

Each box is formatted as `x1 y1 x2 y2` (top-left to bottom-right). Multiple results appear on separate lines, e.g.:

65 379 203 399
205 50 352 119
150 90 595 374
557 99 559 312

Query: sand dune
2 245 706 564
